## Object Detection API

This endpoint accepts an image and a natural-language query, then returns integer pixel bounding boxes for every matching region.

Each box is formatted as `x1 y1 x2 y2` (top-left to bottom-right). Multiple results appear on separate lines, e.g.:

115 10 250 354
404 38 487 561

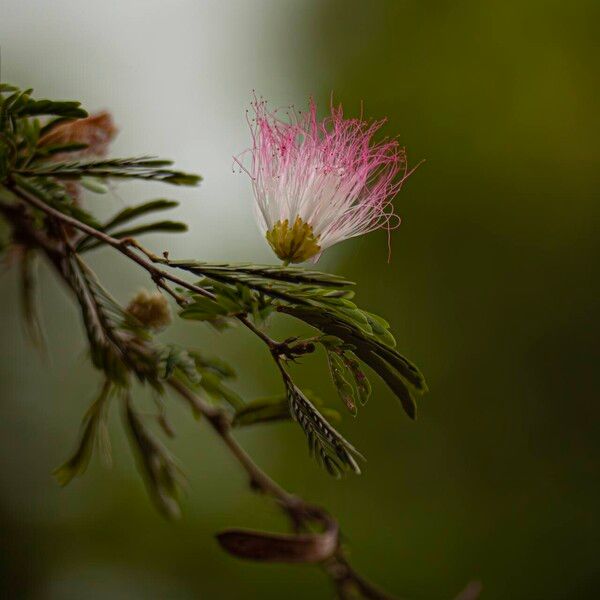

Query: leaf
179 296 230 321
233 394 341 428
63 257 130 385
62 256 159 385
280 305 426 419
16 156 202 186
35 142 89 157
13 174 102 229
233 395 291 426
189 350 236 379
106 221 187 239
326 351 357 416
38 116 77 137
342 352 372 406
124 398 184 519
363 350 418 419
75 199 181 251
53 381 113 486
199 371 244 410
17 98 88 119
287 382 362 477
1 88 33 117
284 305 426 390
321 337 372 410
19 249 45 348
80 176 109 194
363 311 396 347
79 220 187 251
158 345 200 384
102 199 179 231
158 260 354 287
196 279 274 324
180 282 271 325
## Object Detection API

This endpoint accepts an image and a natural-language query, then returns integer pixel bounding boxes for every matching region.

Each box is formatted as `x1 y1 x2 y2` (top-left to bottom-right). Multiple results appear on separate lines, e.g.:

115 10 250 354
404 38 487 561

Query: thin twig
168 379 297 507
167 379 395 600
9 182 293 347
7 181 217 299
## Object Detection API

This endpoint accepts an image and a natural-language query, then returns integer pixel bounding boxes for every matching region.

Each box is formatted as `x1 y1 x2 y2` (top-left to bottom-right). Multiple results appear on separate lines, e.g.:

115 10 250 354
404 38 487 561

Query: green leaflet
198 371 244 411
18 249 45 348
75 199 183 252
1 87 87 120
159 260 354 287
326 351 358 416
124 398 184 519
287 382 362 477
233 393 340 428
16 98 88 119
79 221 187 252
53 381 113 486
180 280 273 326
102 199 179 231
365 350 418 419
363 311 397 348
280 304 426 420
13 174 102 229
189 350 236 379
171 255 426 424
158 345 201 384
15 156 202 186
35 142 89 159
343 352 372 406
323 342 373 416
233 395 291 426
80 176 109 194
157 345 242 409
179 296 231 321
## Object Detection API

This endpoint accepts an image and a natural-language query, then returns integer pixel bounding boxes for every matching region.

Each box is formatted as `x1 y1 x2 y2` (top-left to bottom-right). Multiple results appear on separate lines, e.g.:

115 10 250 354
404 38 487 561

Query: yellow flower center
265 216 321 263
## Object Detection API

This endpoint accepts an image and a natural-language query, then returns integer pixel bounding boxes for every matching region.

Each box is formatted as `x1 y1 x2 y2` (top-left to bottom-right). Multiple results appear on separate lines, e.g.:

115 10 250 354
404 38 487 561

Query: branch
168 379 395 599
7 180 217 299
4 181 402 598
9 180 312 358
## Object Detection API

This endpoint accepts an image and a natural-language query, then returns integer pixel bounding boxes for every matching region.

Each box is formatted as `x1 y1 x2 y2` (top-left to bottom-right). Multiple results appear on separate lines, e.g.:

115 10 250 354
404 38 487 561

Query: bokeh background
1 1 598 598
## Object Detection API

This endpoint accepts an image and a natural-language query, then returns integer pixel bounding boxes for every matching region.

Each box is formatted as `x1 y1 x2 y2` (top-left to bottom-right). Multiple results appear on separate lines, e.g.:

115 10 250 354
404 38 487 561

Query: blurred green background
1 1 598 598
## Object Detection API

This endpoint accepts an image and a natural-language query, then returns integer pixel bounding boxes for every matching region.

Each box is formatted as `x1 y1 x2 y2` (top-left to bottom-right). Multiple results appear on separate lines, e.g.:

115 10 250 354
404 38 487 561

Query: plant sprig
0 83 443 600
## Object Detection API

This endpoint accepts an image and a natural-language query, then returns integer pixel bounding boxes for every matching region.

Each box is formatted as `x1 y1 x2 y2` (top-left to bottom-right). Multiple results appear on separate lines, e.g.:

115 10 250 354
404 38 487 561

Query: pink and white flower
237 97 416 263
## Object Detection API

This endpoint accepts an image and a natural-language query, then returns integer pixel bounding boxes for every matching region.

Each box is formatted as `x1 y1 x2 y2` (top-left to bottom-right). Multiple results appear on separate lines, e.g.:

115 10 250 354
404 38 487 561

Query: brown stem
8 182 294 349
168 379 296 507
7 181 217 298
152 274 189 307
168 379 394 599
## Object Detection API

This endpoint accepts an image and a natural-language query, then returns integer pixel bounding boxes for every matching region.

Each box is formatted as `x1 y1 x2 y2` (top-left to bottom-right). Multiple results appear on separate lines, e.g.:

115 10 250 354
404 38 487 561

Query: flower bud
126 289 171 331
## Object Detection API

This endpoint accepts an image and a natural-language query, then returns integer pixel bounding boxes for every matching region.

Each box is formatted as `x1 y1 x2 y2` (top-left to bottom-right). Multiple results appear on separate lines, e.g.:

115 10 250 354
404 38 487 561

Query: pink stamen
237 96 418 260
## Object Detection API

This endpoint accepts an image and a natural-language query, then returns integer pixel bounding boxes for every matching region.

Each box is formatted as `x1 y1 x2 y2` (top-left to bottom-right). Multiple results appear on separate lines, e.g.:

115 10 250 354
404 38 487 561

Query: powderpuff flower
38 111 118 203
236 97 417 263
39 110 117 159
